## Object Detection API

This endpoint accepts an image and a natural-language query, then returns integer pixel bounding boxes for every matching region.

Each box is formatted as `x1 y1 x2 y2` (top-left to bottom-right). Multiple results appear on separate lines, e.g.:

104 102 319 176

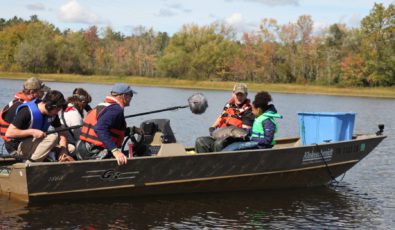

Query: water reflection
0 186 386 229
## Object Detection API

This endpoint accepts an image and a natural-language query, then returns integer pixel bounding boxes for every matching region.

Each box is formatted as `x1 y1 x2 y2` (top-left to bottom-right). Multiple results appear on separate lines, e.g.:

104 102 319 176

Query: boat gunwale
16 134 386 168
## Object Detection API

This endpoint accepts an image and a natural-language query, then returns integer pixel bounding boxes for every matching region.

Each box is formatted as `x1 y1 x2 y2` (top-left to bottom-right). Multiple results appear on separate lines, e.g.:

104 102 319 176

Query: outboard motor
140 119 177 154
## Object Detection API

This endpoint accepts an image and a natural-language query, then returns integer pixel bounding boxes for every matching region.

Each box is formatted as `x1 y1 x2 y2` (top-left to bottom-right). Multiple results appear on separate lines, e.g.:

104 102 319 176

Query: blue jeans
222 141 259 151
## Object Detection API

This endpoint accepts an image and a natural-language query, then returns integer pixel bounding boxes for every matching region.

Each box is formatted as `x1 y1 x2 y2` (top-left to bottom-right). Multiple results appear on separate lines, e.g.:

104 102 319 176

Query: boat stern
0 162 29 202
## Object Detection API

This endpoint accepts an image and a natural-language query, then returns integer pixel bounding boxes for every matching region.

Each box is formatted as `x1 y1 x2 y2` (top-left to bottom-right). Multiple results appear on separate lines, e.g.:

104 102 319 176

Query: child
222 91 282 151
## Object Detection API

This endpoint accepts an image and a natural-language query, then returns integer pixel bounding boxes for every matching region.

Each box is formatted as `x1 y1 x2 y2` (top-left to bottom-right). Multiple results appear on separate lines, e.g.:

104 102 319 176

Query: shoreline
1 72 395 99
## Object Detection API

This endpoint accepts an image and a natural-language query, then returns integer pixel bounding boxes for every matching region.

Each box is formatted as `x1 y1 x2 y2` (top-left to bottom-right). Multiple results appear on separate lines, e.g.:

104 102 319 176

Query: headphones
73 94 86 102
45 100 58 111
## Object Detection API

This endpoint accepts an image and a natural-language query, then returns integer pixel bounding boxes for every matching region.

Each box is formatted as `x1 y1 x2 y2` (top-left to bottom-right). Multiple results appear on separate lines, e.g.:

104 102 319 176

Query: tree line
0 3 393 86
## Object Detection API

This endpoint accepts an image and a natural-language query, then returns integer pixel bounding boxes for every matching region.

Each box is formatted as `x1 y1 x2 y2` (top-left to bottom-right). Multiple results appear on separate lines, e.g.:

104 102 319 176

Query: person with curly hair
222 91 282 151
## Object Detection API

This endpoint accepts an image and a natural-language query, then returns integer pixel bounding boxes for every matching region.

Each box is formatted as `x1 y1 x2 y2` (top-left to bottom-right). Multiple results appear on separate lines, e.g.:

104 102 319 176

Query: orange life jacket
217 98 252 128
0 92 31 141
79 96 126 148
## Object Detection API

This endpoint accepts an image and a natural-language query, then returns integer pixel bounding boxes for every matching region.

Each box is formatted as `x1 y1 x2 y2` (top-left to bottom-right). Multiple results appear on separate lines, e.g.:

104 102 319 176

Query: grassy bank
1 72 394 99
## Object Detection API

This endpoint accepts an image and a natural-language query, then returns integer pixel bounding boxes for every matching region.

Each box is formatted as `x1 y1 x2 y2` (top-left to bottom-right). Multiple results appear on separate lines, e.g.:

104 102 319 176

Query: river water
0 79 394 229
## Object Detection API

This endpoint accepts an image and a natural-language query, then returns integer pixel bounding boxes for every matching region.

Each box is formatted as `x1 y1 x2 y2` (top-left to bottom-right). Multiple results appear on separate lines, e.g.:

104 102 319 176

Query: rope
315 144 339 185
330 172 346 189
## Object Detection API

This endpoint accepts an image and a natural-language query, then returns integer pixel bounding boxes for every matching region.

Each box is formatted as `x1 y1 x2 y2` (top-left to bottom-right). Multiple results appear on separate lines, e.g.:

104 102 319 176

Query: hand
31 129 46 139
209 127 216 136
58 153 74 162
112 150 128 165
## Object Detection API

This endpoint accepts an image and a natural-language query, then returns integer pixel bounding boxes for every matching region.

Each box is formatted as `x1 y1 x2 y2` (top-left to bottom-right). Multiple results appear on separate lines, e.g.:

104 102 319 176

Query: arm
211 115 222 128
51 115 68 148
51 115 72 160
211 102 230 128
95 106 127 165
6 124 45 139
94 105 122 152
5 107 45 139
254 119 276 146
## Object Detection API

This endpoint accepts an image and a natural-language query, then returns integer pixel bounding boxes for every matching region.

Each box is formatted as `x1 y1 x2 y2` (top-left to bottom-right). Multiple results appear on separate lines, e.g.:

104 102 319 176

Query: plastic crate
298 112 356 145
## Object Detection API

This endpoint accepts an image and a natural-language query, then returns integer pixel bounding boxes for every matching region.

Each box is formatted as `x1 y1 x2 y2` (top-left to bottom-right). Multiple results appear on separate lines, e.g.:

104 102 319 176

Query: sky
1 0 394 35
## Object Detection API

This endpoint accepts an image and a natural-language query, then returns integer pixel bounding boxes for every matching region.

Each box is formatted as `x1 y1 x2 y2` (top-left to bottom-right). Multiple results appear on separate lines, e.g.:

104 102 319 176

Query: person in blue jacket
222 91 282 151
77 83 143 166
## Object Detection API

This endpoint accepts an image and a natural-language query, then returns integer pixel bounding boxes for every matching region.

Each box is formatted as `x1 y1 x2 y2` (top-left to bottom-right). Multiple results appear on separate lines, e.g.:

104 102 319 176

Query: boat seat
156 143 186 156
272 138 301 149
150 132 163 146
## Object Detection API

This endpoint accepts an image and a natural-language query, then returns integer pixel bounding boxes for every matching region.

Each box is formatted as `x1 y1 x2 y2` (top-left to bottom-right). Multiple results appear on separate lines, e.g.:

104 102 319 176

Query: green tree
361 3 395 86
0 22 27 71
54 31 91 74
158 24 240 80
15 21 58 73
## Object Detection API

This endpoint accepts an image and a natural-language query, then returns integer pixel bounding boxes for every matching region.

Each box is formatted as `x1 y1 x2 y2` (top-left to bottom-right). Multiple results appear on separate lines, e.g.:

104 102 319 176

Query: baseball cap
111 83 137 95
233 83 248 95
23 77 44 90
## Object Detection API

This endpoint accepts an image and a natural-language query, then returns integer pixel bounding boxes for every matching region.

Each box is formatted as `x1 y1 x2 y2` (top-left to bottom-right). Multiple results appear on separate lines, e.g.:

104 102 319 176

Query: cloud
227 0 299 6
157 8 177 17
165 3 183 10
226 13 243 25
224 13 257 33
26 3 46 11
58 0 102 24
156 2 192 17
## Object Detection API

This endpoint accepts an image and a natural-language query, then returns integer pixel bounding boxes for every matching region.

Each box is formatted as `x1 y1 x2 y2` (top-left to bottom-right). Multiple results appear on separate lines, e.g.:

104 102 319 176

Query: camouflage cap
233 83 248 95
23 77 44 90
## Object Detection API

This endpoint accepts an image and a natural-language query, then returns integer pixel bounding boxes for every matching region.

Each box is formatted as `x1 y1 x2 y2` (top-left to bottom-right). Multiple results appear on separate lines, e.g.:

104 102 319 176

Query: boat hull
0 135 386 202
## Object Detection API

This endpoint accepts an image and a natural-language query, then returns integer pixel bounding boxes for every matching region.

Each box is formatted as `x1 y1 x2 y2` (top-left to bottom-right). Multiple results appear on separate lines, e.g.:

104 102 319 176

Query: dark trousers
75 140 110 160
195 136 232 153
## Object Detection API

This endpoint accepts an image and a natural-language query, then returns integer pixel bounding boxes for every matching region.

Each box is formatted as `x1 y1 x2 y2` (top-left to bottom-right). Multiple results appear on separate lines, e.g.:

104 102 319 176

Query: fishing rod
46 93 208 135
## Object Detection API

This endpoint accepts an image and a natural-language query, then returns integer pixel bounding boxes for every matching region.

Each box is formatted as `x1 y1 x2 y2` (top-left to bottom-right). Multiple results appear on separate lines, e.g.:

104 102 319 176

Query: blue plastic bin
298 112 356 145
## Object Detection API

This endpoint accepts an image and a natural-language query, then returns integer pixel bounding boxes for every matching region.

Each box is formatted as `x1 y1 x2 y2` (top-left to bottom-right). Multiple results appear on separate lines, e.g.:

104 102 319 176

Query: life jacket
218 98 252 128
250 111 282 145
15 99 52 131
80 96 126 149
0 92 32 141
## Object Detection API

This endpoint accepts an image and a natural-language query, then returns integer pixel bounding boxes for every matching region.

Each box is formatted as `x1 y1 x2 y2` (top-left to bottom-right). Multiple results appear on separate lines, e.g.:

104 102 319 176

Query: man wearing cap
0 77 50 147
77 83 142 165
195 83 255 153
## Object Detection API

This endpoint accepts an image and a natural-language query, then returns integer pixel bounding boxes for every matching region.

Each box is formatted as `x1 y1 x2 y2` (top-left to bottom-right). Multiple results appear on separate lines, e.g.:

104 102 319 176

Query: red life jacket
80 96 126 148
218 98 252 128
0 92 31 141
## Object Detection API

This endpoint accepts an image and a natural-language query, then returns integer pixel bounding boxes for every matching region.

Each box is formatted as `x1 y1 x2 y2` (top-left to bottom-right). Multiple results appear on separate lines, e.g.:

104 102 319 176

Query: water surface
0 79 394 229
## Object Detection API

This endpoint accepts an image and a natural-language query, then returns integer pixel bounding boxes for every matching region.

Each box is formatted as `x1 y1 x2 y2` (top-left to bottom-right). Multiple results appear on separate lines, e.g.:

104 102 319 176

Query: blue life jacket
16 99 51 131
